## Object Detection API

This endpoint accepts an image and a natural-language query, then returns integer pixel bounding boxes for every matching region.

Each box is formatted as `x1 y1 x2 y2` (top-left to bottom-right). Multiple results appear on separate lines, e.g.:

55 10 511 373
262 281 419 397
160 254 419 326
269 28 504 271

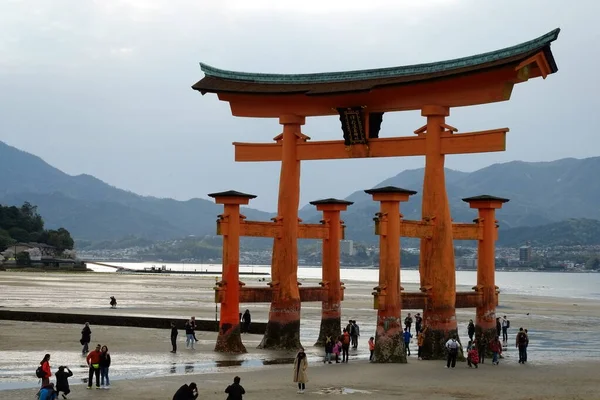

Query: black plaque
338 107 367 145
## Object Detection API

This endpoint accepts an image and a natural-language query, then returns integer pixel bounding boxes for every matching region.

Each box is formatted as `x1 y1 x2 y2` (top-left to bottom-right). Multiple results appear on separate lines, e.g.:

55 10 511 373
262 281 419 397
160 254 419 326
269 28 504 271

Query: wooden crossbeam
375 219 482 240
234 128 508 162
399 220 433 239
452 223 482 240
216 220 331 240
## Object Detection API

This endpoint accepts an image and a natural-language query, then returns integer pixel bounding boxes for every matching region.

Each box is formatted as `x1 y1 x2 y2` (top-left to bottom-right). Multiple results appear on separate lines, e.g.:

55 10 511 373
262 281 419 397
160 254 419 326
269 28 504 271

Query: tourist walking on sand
368 337 375 361
333 339 341 363
37 383 58 400
185 319 195 350
55 365 73 399
341 329 351 362
467 342 479 368
171 321 178 353
225 376 246 400
86 344 102 389
417 328 425 360
293 349 308 394
100 345 111 389
403 328 412 356
324 336 333 364
39 354 52 387
467 319 475 341
524 329 530 362
414 313 422 335
495 317 501 339
404 313 413 333
173 382 198 400
477 333 486 364
351 320 360 349
109 296 117 308
80 322 91 355
502 316 510 342
516 327 529 364
445 335 460 369
490 336 502 365
190 316 199 342
242 309 251 334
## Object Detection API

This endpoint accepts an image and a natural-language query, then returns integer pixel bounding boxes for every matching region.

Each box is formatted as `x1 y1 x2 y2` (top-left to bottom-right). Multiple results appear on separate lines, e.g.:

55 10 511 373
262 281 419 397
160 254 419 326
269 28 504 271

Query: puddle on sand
317 387 374 395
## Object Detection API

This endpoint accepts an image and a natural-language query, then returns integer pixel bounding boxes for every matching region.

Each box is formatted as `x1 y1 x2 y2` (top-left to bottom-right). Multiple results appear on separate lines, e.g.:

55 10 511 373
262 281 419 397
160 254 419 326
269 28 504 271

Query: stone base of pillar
420 309 463 360
373 317 407 363
258 300 301 350
474 325 498 358
215 323 246 353
315 316 341 346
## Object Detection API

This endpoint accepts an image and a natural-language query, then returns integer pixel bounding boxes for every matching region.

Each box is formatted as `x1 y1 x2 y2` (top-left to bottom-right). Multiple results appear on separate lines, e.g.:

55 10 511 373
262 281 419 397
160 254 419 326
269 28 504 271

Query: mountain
0 141 272 241
302 157 600 244
497 218 600 247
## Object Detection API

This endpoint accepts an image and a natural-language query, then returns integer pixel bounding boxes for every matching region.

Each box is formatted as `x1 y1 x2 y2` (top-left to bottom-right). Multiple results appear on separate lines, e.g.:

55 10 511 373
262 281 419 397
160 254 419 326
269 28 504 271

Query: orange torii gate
193 29 560 359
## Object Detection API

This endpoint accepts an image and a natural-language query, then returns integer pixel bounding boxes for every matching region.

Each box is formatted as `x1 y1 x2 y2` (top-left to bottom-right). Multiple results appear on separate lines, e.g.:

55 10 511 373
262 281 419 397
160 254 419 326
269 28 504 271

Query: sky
0 0 598 211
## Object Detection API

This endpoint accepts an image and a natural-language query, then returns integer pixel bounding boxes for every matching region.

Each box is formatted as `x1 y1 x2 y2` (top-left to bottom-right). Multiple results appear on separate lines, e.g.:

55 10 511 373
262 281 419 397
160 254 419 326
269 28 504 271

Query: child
368 337 375 361
324 336 333 364
55 366 73 399
225 376 245 400
333 339 341 363
467 342 479 368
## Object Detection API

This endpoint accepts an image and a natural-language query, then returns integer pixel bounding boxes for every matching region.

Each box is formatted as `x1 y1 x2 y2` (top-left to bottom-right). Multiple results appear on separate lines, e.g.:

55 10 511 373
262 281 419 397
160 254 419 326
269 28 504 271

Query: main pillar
366 186 416 363
259 115 305 349
208 190 257 353
311 198 353 346
418 105 459 359
463 195 509 347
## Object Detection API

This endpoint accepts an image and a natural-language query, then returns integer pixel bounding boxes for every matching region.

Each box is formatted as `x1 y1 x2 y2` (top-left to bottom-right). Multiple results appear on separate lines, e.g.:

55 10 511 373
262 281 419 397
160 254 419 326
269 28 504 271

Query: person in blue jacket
37 383 57 400
403 328 413 356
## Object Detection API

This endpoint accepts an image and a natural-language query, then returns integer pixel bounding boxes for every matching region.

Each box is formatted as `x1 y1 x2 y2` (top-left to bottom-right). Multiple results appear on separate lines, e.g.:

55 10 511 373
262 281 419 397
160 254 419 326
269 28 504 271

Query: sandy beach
1 271 600 399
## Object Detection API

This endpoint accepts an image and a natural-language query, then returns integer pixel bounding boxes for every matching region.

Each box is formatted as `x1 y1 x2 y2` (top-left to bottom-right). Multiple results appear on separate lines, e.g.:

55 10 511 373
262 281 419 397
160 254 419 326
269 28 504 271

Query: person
190 316 199 342
80 322 91 355
467 319 475 341
185 319 195 350
368 337 375 361
341 329 351 362
516 327 528 364
445 335 459 369
324 336 333 364
404 313 413 333
490 336 502 365
414 313 422 335
351 320 360 349
37 383 58 400
477 333 486 364
109 296 117 308
403 328 412 356
40 354 52 387
495 317 501 339
171 321 178 353
502 316 510 342
293 349 308 394
172 382 198 400
55 366 73 399
467 342 479 368
345 320 356 349
225 376 245 400
86 344 102 389
417 328 425 360
332 339 341 363
100 345 111 389
524 329 530 362
242 310 251 334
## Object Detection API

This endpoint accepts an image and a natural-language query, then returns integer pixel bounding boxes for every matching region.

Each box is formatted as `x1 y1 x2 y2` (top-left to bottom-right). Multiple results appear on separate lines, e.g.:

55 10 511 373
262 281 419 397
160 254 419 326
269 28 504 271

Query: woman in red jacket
40 354 52 386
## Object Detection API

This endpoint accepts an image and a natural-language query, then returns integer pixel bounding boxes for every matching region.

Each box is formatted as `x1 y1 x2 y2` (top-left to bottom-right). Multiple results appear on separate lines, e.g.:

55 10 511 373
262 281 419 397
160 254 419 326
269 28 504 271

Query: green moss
258 319 301 350
315 317 341 346
215 323 247 353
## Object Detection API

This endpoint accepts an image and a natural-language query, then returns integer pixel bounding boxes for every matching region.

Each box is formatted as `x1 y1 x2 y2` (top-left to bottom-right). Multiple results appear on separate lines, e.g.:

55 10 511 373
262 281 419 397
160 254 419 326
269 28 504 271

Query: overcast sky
0 0 598 211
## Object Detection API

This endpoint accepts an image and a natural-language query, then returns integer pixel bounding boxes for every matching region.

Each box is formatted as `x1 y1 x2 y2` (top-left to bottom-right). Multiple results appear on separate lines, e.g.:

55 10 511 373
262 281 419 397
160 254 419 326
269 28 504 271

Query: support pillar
366 186 416 363
418 105 459 359
208 190 257 353
259 115 305 349
463 195 509 347
311 198 353 346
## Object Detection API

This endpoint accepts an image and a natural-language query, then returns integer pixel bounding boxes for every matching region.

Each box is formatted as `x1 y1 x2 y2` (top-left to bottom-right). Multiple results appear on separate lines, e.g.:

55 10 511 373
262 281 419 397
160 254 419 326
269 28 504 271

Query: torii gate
193 29 560 358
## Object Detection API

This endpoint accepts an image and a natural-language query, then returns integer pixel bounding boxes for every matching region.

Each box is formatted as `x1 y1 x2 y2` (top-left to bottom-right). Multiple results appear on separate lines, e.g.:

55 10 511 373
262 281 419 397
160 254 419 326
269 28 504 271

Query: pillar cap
364 186 417 196
309 198 354 206
462 195 509 203
208 190 257 199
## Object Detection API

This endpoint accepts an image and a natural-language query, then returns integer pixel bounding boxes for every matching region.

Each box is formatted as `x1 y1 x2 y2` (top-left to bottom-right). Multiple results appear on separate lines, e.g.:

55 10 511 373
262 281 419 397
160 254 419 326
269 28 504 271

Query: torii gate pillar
311 198 353 346
463 195 509 346
208 190 257 353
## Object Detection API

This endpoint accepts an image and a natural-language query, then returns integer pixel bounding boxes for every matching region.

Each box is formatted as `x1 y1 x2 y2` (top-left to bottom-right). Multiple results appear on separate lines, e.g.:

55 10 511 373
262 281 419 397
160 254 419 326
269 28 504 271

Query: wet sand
2 272 600 399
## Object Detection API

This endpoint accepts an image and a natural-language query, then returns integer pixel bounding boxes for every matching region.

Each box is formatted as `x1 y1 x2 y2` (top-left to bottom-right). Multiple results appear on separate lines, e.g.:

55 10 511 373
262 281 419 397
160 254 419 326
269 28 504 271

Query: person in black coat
173 382 198 400
170 322 178 353
467 319 475 341
55 366 73 399
80 323 91 355
225 376 245 400
242 310 251 334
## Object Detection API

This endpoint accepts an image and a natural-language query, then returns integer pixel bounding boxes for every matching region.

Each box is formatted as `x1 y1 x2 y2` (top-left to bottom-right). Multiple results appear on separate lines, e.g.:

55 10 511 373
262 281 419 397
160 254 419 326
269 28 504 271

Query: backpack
506 320 510 329
35 366 45 378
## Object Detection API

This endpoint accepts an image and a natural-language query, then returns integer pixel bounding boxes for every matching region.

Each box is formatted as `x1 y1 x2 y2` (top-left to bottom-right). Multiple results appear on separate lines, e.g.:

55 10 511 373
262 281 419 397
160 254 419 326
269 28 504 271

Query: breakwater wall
0 310 268 334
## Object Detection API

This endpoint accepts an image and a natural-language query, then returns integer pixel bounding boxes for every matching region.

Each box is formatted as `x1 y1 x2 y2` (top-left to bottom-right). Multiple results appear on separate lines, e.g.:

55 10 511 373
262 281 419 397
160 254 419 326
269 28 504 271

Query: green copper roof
200 29 559 84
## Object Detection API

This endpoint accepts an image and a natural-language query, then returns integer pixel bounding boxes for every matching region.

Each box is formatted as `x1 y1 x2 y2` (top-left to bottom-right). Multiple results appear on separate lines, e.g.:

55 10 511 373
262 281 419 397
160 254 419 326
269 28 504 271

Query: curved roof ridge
200 28 560 84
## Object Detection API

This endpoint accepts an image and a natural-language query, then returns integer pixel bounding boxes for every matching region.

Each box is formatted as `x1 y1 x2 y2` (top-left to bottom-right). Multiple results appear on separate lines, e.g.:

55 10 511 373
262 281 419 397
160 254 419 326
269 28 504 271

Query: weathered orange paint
233 128 507 162
419 106 458 350
465 199 507 332
217 220 330 239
